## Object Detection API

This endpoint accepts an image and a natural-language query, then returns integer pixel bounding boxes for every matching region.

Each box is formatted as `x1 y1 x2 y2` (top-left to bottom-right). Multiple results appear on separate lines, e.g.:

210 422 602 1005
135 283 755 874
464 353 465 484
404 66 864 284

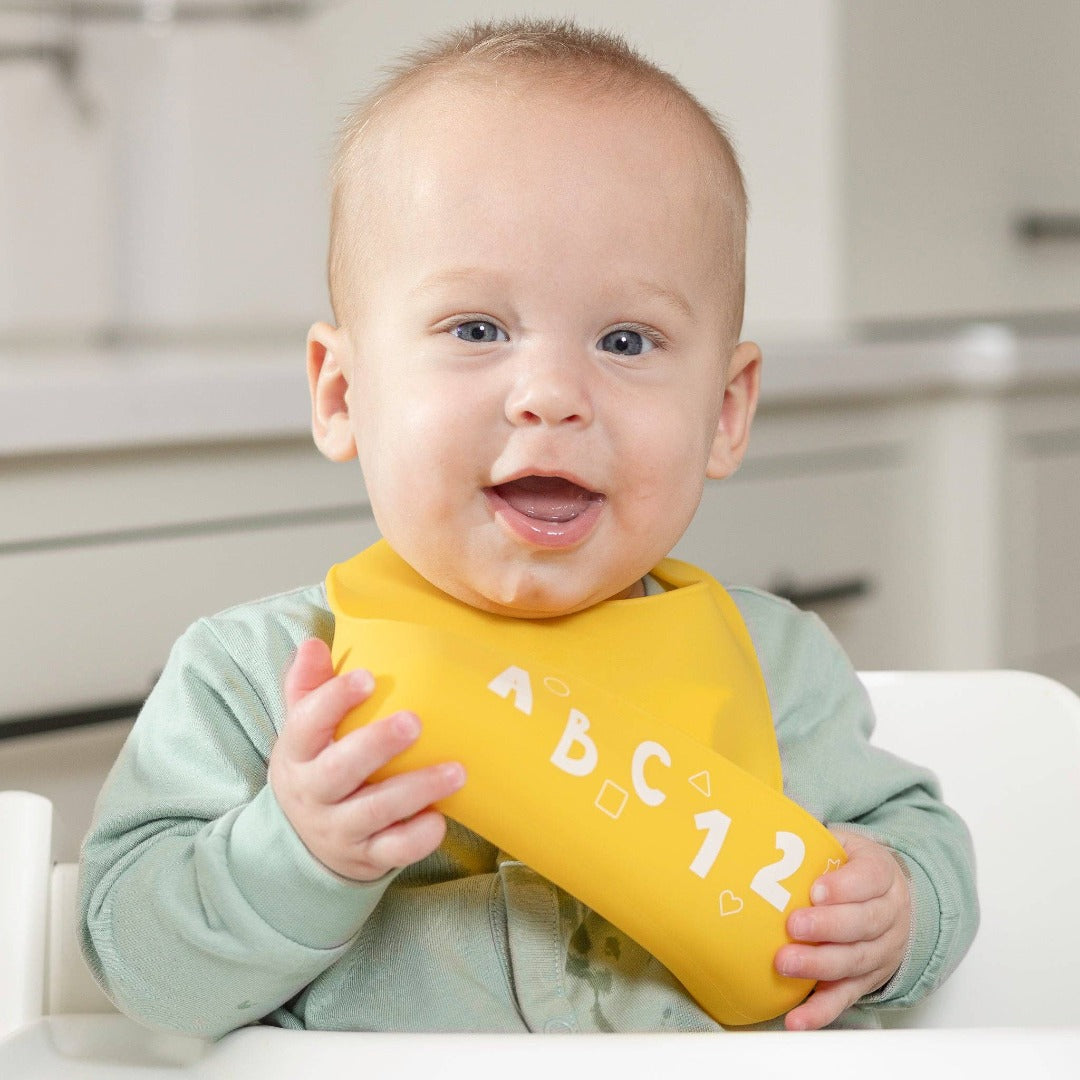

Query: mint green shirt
79 581 977 1036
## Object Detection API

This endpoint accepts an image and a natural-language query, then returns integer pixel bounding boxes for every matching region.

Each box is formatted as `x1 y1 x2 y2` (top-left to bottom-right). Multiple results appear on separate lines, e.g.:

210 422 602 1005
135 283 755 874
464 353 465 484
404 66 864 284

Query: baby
79 18 977 1036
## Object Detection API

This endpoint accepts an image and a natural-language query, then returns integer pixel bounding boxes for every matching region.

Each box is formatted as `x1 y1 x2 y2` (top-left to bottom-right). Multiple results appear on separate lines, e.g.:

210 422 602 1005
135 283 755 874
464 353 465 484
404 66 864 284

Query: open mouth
486 475 606 548
492 475 604 522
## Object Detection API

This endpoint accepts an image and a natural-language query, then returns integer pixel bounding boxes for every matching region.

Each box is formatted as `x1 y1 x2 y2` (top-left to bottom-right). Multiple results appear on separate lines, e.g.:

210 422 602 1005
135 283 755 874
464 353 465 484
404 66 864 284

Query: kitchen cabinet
5 3 1077 342
0 11 113 336
674 401 930 671
3 332 1079 733
0 440 373 726
842 0 1080 326
0 399 937 729
0 7 324 341
1003 390 1080 690
679 335 1080 691
3 407 928 729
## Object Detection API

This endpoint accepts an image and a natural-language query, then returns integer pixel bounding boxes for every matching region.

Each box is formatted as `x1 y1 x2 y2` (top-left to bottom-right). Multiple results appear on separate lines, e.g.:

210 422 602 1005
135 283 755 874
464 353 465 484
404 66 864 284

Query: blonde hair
327 18 748 340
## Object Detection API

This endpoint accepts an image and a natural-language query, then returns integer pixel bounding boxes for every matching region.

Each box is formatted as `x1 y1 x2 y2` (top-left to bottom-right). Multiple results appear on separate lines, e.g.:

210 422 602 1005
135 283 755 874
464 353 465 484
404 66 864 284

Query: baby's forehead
329 57 746 328
389 62 715 151
350 65 736 214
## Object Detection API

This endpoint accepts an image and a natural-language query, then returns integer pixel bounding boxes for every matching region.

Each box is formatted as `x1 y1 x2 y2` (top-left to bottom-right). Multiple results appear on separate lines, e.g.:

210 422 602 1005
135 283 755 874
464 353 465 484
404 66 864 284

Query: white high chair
1 671 1079 1078
861 670 1080 1028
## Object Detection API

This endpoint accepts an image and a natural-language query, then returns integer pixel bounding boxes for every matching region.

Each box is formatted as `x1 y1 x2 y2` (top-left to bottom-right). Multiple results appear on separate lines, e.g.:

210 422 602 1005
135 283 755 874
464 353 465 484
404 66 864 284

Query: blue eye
600 329 654 356
452 320 506 343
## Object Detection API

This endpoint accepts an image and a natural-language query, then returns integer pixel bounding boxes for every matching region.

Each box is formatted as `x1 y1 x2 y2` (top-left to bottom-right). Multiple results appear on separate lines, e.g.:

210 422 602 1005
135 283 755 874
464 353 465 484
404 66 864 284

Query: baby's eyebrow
626 279 695 322
409 266 506 298
409 267 695 322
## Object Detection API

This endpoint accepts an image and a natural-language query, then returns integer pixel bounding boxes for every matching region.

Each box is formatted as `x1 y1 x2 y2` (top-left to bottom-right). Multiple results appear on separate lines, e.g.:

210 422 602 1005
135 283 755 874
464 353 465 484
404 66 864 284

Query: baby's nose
504 357 593 427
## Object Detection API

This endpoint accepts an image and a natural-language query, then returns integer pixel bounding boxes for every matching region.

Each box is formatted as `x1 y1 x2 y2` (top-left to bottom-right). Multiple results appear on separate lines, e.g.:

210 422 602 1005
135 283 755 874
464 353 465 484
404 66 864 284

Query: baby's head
308 18 761 618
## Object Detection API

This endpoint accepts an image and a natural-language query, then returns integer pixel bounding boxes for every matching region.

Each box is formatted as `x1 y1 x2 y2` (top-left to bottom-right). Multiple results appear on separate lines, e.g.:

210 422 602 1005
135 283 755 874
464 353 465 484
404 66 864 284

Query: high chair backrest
45 862 117 1017
0 791 115 1038
861 670 1080 1028
0 790 54 1037
2 670 1079 1035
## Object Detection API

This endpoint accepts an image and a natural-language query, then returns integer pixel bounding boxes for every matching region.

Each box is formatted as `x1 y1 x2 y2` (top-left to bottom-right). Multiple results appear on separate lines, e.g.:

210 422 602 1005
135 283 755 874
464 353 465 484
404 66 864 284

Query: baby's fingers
310 710 426 802
811 858 893 907
346 763 466 846
784 978 865 1032
776 939 887 986
815 829 901 905
278 665 376 765
361 810 450 875
283 639 336 709
336 765 467 878
787 895 895 945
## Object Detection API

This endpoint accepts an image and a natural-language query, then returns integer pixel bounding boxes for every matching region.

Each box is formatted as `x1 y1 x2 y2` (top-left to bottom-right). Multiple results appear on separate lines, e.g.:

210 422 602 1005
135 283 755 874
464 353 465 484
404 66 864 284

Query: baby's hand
774 829 911 1031
268 638 466 881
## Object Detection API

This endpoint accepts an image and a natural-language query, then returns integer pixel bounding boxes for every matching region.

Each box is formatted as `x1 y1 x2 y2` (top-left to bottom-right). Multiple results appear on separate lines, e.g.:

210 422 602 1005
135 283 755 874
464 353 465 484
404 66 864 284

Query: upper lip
487 468 604 497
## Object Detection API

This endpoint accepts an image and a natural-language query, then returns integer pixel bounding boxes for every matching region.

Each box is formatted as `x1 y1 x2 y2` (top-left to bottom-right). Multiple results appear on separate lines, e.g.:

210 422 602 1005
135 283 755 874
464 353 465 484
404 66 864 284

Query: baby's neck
614 577 647 602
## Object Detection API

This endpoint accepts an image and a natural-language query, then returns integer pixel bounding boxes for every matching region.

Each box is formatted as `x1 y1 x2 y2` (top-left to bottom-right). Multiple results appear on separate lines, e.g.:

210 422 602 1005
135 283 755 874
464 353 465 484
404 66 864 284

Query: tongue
495 476 601 523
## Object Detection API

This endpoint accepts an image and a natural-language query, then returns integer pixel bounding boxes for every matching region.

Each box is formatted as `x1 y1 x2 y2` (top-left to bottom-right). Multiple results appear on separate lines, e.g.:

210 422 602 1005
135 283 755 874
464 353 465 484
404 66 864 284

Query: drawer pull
768 575 872 608
0 698 144 741
1015 213 1080 242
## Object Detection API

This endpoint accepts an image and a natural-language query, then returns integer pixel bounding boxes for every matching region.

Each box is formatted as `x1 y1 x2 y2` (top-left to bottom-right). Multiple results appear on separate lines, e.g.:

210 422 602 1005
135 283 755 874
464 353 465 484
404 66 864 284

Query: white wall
0 12 114 337
92 19 326 334
842 0 1080 323
0 5 326 342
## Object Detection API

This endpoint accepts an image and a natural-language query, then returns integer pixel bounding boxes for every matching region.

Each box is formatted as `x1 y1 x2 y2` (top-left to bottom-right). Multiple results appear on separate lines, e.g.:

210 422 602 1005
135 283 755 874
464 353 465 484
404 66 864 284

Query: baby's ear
706 340 761 480
307 322 357 462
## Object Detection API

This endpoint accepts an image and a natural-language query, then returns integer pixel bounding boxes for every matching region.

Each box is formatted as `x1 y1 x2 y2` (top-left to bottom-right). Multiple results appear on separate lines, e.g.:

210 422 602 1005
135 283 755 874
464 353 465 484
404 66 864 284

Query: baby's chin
435 565 646 620
389 531 651 618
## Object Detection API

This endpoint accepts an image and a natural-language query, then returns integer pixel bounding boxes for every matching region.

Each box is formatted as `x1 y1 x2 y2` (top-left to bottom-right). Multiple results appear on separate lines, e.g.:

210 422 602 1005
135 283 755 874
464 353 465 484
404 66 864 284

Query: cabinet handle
1015 213 1080 242
0 697 144 740
768 575 872 608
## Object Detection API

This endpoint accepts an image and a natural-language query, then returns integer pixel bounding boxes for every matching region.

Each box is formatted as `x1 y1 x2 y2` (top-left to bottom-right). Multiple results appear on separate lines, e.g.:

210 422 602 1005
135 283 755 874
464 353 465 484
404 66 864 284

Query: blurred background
2 0 1079 857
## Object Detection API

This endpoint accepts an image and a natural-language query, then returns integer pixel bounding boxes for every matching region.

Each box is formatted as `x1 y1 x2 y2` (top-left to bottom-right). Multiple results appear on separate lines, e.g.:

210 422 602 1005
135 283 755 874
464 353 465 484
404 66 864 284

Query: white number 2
750 831 806 912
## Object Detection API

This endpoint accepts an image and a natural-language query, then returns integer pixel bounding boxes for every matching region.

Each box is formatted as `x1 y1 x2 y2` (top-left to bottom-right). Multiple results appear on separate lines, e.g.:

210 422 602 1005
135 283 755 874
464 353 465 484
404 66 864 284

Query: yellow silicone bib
328 541 846 1026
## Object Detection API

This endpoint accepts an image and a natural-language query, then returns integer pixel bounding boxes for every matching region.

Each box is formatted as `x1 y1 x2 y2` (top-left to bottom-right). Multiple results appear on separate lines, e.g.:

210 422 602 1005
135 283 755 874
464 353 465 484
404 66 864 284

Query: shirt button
544 1018 575 1034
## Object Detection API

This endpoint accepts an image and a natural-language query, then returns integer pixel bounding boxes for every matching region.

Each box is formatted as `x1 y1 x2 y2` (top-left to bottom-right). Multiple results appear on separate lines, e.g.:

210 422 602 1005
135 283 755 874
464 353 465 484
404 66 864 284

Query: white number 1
690 809 732 878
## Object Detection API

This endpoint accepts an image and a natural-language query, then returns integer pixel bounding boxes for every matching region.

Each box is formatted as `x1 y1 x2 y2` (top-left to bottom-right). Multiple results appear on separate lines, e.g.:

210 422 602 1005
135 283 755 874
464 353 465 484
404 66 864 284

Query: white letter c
631 740 671 806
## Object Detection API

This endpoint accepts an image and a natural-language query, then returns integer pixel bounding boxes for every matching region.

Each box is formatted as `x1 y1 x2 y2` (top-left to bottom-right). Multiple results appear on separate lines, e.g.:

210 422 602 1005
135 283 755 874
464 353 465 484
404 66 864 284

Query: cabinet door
0 441 376 725
672 408 928 671
843 1 1080 323
0 517 376 721
0 12 113 335
1005 394 1080 694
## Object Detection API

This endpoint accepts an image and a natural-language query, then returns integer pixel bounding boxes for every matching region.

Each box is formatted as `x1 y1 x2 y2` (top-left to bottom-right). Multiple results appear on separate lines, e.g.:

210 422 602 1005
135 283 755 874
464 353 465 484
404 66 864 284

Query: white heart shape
719 890 744 917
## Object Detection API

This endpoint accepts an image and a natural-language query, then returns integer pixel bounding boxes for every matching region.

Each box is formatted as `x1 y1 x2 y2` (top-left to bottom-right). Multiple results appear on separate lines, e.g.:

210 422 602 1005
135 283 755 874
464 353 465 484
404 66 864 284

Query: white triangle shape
688 770 711 797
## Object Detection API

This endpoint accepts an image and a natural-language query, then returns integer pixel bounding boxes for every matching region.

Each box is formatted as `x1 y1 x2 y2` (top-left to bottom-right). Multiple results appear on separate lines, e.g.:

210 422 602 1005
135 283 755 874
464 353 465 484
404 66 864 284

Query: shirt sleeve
730 587 979 1011
78 589 397 1038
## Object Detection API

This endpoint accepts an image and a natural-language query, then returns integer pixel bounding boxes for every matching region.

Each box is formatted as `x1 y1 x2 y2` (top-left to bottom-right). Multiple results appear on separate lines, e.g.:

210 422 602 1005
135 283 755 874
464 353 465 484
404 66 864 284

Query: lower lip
484 488 605 550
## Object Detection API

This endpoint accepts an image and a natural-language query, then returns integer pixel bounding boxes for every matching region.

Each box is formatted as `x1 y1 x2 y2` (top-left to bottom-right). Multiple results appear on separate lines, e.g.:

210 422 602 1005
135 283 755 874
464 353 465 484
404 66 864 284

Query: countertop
2 327 1079 457
0 341 307 457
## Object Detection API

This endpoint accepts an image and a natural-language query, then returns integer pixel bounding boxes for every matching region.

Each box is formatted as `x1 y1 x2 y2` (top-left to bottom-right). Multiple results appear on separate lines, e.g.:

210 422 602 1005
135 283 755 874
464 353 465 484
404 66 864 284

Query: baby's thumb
283 638 336 709
278 640 375 764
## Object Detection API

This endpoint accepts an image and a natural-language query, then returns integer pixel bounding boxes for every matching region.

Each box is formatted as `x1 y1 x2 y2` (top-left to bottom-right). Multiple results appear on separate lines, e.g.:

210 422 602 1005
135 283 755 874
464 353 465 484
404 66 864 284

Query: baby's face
318 78 756 617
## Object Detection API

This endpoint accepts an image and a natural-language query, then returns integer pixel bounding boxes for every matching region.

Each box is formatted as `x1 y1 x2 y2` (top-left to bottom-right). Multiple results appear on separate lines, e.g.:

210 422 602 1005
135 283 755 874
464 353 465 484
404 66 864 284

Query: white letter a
487 665 533 716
